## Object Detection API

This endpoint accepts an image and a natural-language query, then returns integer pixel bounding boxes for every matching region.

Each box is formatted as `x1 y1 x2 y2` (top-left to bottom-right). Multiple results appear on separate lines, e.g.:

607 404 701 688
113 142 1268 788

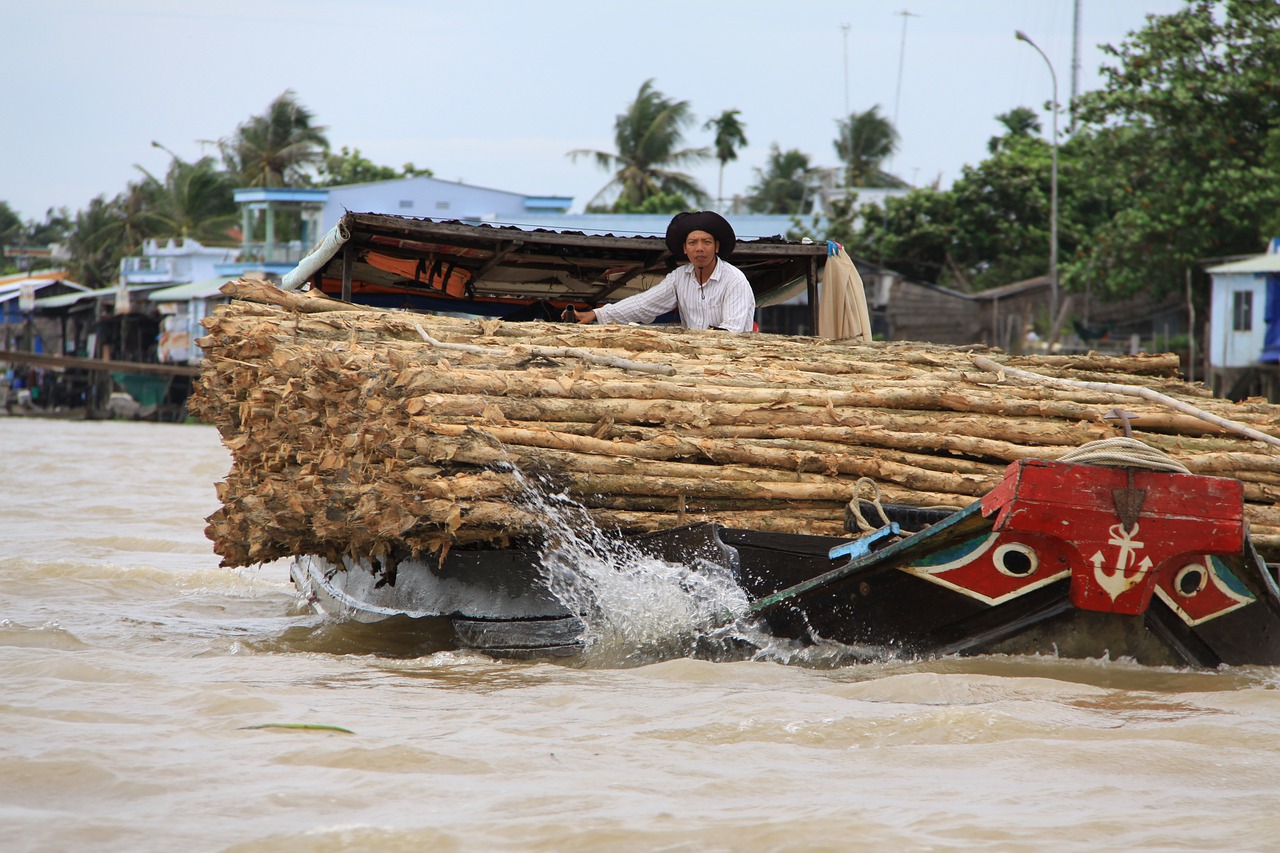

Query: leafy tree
745 145 815 214
831 188 961 284
1072 0 1280 297
569 79 709 211
0 201 28 274
317 146 434 186
703 109 748 207
220 89 330 187
834 105 905 188
601 191 691 215
135 154 237 244
63 195 126 287
25 208 72 248
61 181 166 286
988 107 1041 154
830 132 1093 291
0 200 23 247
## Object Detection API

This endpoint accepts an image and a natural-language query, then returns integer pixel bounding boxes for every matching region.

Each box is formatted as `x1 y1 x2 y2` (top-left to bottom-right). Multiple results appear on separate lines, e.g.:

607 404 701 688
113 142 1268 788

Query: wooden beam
807 256 819 334
341 243 353 302
592 251 671 302
467 240 523 285
0 349 200 377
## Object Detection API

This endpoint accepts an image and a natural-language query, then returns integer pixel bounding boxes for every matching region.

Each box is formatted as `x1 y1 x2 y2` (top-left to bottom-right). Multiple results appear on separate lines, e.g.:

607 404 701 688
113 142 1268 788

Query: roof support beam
592 251 670 303
468 241 523 286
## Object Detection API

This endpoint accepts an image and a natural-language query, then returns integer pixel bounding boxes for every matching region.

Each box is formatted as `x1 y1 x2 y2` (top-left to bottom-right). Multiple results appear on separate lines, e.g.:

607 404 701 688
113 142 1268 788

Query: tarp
281 222 350 291
1261 274 1280 363
817 242 872 341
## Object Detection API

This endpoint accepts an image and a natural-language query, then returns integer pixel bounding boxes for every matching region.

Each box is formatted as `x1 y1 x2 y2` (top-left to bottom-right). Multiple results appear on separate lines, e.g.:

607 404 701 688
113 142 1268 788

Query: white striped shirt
594 258 756 332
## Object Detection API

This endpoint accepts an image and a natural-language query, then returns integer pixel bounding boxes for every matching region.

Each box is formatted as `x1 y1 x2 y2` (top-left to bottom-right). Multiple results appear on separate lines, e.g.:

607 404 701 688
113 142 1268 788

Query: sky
1 0 1190 226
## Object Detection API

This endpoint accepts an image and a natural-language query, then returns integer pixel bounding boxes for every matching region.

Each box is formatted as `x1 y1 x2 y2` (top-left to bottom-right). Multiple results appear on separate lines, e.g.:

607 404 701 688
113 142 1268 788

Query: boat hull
289 461 1280 667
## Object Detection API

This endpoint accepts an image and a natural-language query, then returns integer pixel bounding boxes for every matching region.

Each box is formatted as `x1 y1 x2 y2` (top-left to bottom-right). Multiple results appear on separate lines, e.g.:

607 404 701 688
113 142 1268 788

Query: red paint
979 460 1246 615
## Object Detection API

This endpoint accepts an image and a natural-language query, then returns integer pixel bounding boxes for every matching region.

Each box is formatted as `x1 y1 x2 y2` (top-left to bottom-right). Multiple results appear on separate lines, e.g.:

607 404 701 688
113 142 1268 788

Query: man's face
684 230 719 269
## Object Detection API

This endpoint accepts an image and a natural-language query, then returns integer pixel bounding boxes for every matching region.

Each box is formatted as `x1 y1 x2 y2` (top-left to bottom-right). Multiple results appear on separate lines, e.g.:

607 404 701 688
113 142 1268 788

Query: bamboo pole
973 355 1280 447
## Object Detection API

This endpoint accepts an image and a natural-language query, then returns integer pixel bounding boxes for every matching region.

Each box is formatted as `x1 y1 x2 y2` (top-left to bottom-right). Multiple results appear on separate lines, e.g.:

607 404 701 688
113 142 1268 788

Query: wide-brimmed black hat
665 210 736 261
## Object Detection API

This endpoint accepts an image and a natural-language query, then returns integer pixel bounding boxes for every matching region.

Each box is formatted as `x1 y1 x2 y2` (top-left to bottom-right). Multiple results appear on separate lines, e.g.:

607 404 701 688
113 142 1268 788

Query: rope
1057 436 1192 474
845 477 893 534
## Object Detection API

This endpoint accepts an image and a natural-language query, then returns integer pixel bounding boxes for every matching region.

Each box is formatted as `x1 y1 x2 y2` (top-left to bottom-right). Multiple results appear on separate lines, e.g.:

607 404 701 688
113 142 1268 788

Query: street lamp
1015 30 1059 329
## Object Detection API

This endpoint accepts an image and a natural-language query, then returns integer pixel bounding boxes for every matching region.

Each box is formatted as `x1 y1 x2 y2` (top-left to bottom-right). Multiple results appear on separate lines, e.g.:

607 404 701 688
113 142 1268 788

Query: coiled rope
846 477 893 534
1057 436 1191 474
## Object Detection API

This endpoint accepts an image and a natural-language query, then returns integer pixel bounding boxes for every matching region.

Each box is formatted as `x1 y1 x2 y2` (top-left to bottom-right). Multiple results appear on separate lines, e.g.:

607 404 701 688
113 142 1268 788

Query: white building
1205 238 1280 398
322 176 571 228
120 237 237 287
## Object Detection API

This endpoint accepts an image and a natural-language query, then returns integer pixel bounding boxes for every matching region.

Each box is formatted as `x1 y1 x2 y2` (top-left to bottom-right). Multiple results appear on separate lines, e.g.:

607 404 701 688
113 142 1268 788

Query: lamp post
841 23 851 118
1015 30 1059 328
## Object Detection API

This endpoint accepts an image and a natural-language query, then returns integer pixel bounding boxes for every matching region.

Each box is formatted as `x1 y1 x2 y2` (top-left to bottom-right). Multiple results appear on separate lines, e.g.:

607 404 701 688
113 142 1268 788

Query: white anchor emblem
1091 523 1154 601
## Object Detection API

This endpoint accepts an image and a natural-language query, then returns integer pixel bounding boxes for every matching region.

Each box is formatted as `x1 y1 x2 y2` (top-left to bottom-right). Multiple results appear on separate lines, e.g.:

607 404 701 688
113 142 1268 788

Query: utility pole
890 10 919 175
892 10 919 131
842 23 851 119
1070 0 1081 134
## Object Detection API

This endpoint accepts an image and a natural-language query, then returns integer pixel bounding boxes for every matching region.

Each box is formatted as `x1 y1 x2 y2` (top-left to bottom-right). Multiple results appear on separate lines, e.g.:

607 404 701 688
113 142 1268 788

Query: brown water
3 418 1279 852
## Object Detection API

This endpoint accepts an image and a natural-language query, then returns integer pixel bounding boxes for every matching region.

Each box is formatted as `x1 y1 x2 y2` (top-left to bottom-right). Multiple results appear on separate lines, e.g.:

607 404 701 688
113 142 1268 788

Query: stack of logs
190 279 1280 567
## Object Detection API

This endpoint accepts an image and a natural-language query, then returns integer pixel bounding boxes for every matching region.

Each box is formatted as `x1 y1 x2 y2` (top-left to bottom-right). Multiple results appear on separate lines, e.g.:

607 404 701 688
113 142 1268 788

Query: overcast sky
2 0 1188 225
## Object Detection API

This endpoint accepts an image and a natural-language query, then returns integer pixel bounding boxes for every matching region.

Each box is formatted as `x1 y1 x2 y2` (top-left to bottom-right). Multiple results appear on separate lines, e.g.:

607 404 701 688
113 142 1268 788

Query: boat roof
283 212 829 315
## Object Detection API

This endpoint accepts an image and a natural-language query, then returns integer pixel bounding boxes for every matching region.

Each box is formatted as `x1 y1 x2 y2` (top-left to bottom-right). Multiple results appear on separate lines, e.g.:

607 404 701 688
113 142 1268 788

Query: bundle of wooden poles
190 278 1280 567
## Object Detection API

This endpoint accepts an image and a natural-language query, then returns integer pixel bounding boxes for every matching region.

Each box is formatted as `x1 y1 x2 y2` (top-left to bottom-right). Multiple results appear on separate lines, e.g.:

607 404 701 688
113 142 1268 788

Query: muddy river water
2 418 1277 852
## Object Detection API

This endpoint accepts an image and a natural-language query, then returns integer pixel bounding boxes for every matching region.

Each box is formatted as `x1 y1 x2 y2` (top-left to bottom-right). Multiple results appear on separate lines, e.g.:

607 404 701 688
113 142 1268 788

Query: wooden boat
192 214 1280 668
287 451 1280 667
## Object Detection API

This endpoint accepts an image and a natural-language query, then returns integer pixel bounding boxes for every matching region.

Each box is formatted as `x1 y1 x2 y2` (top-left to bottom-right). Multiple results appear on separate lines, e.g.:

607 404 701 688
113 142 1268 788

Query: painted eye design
1174 563 1208 597
994 543 1038 577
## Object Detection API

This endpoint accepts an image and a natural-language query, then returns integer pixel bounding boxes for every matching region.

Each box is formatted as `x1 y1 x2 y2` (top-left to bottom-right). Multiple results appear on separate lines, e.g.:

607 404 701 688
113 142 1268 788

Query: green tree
604 191 691 215
834 189 960 284
61 181 168 286
63 195 126 287
0 200 24 248
25 208 72 248
569 79 709 211
220 89 330 188
834 105 905 188
703 109 748 207
745 145 815 214
831 131 1094 291
988 106 1041 154
317 146 434 186
136 153 237 244
1072 0 1280 297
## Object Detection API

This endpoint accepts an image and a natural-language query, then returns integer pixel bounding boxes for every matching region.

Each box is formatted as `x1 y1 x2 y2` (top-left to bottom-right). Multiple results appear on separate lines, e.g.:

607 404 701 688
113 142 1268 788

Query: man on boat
564 210 756 332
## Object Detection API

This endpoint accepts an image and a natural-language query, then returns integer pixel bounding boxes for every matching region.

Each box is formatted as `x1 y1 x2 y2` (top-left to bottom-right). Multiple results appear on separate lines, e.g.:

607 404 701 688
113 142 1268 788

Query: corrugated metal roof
33 282 169 309
0 276 88 303
148 276 239 301
1206 254 1280 274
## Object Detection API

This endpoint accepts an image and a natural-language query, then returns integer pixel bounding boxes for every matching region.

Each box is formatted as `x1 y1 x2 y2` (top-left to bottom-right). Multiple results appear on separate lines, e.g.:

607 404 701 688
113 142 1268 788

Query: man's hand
562 306 595 324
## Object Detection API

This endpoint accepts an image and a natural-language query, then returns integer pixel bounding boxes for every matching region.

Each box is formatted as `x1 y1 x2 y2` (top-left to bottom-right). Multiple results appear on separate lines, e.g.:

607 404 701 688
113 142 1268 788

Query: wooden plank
0 349 200 377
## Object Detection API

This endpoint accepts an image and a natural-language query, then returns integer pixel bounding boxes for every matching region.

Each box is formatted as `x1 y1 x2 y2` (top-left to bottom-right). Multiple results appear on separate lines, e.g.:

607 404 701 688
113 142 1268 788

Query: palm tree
135 154 237 244
834 105 904 187
0 200 23 248
988 107 1042 154
703 109 748 208
745 145 815 214
64 196 127 288
220 90 329 187
569 79 710 211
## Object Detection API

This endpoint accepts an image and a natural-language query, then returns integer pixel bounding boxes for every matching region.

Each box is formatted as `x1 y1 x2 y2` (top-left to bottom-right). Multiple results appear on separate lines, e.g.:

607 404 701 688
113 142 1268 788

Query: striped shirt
594 258 756 332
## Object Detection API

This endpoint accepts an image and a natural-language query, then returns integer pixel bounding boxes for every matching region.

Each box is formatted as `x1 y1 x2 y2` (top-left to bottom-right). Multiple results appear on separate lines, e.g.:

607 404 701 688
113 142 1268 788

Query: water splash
511 469 770 667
